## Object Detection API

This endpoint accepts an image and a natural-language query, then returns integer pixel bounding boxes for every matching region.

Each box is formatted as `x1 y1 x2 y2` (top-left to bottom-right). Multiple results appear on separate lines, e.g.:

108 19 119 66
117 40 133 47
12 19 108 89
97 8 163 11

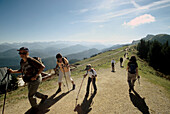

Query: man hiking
126 56 139 93
83 64 97 98
55 53 75 93
8 47 48 113
111 58 116 72
120 57 123 67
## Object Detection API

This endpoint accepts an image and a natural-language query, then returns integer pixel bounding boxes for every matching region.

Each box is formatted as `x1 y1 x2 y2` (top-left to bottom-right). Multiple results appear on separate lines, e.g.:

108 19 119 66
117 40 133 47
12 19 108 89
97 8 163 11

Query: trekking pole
62 64 69 91
75 77 85 106
1 70 10 114
91 77 93 95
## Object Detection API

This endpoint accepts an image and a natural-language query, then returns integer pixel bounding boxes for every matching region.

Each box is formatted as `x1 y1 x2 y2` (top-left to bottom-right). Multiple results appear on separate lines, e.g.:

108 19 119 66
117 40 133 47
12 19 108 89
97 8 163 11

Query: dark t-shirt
128 61 138 74
19 57 44 82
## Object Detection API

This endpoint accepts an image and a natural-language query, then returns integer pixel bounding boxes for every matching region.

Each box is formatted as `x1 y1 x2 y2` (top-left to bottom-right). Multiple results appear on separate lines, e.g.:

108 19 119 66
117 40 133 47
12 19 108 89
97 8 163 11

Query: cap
85 64 91 70
17 47 29 52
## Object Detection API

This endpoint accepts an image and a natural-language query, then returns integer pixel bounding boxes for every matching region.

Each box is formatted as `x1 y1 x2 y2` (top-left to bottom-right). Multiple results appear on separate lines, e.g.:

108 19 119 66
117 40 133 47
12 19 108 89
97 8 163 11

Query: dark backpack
22 57 43 82
128 63 137 74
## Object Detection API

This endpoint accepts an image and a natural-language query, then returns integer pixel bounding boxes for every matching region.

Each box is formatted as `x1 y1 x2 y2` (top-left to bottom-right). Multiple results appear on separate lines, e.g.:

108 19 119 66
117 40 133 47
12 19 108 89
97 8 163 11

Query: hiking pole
75 77 85 106
62 64 69 91
91 77 93 95
1 70 10 114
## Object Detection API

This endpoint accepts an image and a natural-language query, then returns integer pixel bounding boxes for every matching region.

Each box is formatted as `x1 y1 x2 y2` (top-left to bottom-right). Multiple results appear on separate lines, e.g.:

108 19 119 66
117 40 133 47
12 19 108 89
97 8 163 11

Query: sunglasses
18 52 27 55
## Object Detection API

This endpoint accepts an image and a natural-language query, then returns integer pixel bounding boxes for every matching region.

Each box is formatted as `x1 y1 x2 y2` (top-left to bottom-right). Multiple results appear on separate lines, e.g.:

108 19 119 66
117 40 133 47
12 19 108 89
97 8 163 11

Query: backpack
22 57 43 82
90 68 96 75
128 63 137 74
32 57 43 64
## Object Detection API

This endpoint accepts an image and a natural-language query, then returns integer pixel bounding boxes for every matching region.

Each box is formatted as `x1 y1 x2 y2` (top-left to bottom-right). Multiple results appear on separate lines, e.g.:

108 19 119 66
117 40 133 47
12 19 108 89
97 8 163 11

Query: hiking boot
40 95 48 104
72 84 76 90
56 88 61 93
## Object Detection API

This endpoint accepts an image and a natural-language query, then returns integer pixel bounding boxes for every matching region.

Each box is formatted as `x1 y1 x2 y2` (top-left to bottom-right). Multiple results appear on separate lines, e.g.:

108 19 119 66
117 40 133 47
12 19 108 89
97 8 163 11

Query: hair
56 53 62 59
130 56 137 63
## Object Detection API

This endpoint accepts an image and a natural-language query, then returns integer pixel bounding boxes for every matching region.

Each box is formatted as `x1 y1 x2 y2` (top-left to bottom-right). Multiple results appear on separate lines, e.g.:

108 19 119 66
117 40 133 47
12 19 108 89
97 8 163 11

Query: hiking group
5 47 139 113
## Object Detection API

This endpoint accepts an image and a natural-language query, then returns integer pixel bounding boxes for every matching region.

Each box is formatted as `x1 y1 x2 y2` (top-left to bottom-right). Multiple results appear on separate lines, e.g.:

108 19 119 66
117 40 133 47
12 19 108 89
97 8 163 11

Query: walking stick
91 77 93 95
62 64 69 91
1 70 10 114
75 77 85 107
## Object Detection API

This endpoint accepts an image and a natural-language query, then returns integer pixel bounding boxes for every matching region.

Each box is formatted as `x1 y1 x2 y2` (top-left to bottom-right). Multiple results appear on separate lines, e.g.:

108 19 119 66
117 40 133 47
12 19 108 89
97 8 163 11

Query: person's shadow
25 90 72 114
74 92 97 114
129 90 150 114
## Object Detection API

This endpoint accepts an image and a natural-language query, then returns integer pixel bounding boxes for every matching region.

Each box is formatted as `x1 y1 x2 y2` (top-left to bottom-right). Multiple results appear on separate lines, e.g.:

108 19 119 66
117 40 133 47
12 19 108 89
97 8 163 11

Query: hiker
124 53 126 58
55 53 75 93
83 64 97 98
111 59 116 72
8 47 48 113
127 56 139 93
120 57 123 67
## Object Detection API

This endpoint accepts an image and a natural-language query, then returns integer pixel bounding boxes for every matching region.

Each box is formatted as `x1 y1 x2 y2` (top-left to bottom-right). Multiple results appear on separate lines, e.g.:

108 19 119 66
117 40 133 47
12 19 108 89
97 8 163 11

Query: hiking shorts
58 70 73 83
127 72 136 81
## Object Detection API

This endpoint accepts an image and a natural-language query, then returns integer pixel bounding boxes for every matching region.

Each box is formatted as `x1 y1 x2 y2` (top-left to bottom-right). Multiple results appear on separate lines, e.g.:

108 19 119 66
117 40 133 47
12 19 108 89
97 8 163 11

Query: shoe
56 88 61 93
129 89 131 93
40 95 48 104
72 84 75 90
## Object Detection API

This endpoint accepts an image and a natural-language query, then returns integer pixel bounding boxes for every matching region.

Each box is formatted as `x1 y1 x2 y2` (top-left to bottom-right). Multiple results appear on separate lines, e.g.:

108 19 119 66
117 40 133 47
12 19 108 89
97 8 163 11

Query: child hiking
111 59 116 72
84 64 97 98
8 47 48 113
126 56 139 93
55 53 75 93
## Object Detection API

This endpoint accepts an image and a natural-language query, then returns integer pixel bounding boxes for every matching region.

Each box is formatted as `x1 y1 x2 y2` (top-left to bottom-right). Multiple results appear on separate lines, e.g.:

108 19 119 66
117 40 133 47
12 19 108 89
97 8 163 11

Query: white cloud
71 0 170 23
98 25 104 28
123 14 155 27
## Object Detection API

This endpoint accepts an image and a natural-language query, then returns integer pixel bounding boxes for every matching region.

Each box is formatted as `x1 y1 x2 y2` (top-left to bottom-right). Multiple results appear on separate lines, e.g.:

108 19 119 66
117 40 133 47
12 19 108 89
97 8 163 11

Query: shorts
127 72 136 81
58 70 73 83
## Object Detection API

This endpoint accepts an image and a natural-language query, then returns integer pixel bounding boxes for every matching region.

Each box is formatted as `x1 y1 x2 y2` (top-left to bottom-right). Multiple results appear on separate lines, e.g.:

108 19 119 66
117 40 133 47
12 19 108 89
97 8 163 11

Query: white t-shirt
111 60 116 64
85 68 97 78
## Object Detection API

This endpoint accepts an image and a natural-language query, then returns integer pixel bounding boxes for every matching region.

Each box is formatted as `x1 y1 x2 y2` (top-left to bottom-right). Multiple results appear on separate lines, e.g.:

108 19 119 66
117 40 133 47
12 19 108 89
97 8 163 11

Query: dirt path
4 61 170 114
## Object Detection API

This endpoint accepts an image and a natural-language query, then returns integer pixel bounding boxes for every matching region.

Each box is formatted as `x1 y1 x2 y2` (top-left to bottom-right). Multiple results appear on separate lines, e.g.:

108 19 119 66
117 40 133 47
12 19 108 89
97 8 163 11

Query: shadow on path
129 90 150 114
25 90 72 114
74 92 97 114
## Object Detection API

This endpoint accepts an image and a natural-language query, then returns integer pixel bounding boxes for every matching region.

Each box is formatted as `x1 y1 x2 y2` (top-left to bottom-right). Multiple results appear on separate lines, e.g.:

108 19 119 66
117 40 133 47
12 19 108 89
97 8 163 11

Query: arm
84 71 88 78
8 69 22 74
29 58 45 80
92 69 97 78
136 67 139 76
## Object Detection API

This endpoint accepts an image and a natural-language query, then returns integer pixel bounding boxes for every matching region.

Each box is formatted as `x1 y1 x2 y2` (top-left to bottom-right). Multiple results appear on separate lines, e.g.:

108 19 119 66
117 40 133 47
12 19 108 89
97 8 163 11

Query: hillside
66 48 100 61
132 34 170 45
1 46 170 114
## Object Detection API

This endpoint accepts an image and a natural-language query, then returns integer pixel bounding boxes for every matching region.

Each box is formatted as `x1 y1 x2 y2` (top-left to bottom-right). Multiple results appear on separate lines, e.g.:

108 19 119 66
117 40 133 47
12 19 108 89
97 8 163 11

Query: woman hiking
55 53 75 93
127 56 139 93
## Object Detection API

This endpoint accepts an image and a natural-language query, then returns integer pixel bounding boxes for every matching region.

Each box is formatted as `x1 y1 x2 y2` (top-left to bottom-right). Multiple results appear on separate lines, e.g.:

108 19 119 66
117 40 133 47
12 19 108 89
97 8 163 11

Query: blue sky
0 0 170 44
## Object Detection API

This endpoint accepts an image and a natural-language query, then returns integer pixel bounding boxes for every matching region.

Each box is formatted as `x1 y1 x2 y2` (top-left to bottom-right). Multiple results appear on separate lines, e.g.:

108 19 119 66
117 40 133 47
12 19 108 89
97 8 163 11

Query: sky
0 0 170 45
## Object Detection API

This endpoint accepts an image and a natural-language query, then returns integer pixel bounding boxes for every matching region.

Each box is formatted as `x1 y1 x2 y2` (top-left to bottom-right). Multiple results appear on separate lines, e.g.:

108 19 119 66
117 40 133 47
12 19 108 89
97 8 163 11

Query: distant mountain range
66 48 100 60
0 41 120 70
132 34 170 45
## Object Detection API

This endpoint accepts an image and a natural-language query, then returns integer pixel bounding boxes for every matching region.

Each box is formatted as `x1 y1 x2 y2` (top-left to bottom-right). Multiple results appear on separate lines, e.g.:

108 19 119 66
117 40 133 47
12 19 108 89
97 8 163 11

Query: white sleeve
93 69 97 76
